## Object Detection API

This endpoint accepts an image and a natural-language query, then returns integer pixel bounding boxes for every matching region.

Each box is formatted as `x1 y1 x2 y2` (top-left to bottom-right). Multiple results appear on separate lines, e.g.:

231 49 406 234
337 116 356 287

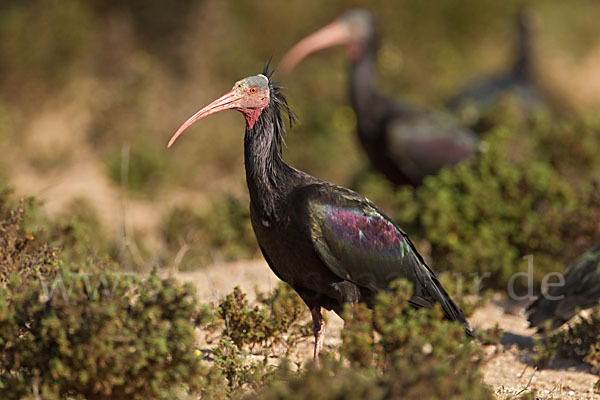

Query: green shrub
0 268 209 399
0 187 114 273
187 284 311 394
218 284 311 353
529 112 600 181
0 187 219 399
255 280 493 399
0 189 61 285
533 304 600 369
533 304 600 389
253 356 383 400
213 337 269 394
393 115 600 291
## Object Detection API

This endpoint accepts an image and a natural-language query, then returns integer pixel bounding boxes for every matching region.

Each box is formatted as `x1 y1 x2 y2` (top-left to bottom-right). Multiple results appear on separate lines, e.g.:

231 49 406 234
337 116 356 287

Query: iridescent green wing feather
297 184 468 327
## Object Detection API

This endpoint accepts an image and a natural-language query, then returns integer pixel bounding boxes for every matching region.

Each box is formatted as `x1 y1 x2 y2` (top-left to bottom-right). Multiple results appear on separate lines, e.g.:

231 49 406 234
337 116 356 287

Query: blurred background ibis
281 9 479 187
167 66 472 363
447 9 547 130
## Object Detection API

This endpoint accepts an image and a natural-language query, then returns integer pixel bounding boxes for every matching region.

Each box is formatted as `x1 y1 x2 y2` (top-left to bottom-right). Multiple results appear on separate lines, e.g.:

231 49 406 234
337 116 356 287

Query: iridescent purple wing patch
309 200 419 291
318 204 405 257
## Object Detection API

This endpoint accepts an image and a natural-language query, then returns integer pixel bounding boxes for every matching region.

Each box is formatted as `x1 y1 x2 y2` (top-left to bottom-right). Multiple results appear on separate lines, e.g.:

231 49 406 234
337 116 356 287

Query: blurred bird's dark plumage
526 245 600 330
447 9 546 124
281 9 479 187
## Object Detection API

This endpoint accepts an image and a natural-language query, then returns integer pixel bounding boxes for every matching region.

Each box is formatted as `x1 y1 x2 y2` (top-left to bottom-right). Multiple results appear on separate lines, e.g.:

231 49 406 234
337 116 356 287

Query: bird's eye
250 87 258 94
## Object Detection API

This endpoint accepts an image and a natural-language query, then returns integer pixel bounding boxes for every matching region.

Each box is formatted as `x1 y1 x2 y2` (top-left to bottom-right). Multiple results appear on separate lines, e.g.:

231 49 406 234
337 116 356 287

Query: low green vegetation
0 188 213 399
533 304 600 390
253 281 493 399
0 188 114 271
387 110 600 292
0 187 495 398
0 270 209 399
0 189 62 285
202 283 312 395
219 285 311 352
191 282 494 399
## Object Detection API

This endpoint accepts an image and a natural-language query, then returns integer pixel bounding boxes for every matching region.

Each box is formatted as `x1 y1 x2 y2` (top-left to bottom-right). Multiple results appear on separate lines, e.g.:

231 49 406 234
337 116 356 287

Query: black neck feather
513 19 533 80
244 76 297 221
349 30 413 138
350 33 379 113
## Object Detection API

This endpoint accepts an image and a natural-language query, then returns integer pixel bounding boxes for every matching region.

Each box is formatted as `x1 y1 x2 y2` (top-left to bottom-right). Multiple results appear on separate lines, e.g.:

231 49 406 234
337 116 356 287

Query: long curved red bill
280 21 351 73
167 90 241 148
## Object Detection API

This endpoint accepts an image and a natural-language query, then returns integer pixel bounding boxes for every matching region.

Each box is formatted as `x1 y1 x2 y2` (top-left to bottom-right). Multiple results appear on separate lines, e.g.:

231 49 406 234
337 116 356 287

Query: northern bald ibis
167 66 472 363
447 9 545 127
280 9 479 187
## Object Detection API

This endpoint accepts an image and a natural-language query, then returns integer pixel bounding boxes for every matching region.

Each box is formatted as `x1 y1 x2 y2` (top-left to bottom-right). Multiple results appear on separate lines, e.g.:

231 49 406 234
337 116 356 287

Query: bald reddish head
168 74 270 147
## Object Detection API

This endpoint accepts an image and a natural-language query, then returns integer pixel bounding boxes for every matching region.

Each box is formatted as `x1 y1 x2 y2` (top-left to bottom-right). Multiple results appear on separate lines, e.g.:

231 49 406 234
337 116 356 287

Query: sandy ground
174 259 599 399
471 300 599 399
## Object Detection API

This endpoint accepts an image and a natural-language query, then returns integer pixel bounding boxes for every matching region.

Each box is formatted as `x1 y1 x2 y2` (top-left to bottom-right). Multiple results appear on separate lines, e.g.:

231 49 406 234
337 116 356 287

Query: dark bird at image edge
527 245 600 331
167 65 472 363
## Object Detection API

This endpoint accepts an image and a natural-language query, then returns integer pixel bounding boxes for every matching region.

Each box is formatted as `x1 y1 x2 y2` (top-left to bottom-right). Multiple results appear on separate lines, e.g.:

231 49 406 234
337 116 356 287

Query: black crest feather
261 61 297 151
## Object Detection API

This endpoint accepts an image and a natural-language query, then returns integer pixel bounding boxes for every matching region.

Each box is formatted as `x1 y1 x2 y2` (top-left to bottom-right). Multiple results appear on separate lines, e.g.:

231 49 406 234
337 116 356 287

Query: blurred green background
1 0 599 276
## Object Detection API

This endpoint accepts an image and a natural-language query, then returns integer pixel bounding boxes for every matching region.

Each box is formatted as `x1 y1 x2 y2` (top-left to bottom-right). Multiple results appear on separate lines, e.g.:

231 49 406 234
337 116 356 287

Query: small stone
421 343 433 355
567 391 575 396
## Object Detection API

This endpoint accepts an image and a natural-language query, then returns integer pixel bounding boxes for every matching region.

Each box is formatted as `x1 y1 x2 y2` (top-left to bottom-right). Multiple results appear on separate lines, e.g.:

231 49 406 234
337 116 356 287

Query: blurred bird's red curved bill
167 90 242 147
280 21 351 73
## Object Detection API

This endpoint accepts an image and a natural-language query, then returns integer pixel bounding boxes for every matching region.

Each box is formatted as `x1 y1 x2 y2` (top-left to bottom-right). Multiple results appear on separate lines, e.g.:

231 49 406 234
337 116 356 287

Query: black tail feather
430 274 474 338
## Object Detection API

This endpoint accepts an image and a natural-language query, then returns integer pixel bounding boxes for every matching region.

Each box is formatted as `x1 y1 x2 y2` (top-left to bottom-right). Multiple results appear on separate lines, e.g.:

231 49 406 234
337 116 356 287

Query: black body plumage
244 67 471 334
526 245 600 330
447 10 545 117
350 29 479 186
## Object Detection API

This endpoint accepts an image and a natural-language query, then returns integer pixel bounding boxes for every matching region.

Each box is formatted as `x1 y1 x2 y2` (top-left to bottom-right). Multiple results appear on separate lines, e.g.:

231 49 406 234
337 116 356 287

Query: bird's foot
311 306 326 366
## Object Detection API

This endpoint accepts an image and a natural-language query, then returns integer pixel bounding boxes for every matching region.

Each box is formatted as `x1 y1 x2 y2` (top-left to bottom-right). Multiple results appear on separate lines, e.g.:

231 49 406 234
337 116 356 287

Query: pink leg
311 306 326 366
